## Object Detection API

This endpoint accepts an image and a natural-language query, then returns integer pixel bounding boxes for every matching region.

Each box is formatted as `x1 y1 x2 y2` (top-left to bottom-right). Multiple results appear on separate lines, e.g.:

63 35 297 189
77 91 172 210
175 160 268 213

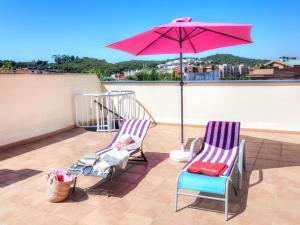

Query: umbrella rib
174 27 180 42
183 29 207 40
182 27 199 41
153 31 179 42
182 28 197 53
136 27 174 55
199 27 252 43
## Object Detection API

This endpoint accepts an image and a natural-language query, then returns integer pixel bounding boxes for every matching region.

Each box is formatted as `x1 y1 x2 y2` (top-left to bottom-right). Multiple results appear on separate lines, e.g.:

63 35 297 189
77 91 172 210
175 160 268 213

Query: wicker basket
46 172 74 203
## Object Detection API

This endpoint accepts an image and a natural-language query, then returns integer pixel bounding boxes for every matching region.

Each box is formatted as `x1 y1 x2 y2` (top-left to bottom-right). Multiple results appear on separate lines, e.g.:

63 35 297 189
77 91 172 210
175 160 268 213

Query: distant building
249 57 300 80
158 58 203 73
263 57 300 69
218 64 231 78
110 72 125 80
218 64 249 79
124 70 140 77
184 65 220 81
238 64 250 75
110 69 141 80
158 58 250 80
110 73 119 80
157 63 176 73
185 70 220 81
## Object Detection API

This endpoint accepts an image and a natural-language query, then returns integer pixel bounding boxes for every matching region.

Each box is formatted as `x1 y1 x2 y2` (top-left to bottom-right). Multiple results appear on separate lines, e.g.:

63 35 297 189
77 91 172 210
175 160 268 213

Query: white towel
93 149 130 175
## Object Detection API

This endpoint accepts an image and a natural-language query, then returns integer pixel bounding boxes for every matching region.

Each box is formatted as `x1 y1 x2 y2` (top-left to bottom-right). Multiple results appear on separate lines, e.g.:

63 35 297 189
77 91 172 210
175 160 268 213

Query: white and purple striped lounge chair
95 119 151 161
69 119 151 196
175 121 245 220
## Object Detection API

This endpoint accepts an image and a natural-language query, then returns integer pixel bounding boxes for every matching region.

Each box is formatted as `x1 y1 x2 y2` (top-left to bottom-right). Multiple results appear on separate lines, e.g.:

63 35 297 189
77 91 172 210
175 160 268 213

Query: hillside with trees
200 54 268 67
1 54 268 80
0 55 162 80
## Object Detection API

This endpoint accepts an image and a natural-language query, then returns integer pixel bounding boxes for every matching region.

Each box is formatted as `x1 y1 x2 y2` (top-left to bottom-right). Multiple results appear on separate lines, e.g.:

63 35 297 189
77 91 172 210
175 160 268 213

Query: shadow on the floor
0 169 42 188
69 152 169 200
176 135 300 220
67 187 89 202
0 128 87 161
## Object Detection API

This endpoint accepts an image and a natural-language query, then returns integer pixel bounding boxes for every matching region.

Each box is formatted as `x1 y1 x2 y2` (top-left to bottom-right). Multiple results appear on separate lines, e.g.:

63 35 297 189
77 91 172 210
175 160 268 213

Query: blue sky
0 0 299 63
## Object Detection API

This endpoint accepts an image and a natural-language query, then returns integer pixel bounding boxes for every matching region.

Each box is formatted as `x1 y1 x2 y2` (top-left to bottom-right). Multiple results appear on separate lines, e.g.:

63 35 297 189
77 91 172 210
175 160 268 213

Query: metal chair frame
175 138 245 220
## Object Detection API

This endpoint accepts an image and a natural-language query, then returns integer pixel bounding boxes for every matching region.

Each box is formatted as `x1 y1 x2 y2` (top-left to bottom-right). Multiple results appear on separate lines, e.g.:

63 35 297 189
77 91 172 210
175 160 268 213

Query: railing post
95 96 100 131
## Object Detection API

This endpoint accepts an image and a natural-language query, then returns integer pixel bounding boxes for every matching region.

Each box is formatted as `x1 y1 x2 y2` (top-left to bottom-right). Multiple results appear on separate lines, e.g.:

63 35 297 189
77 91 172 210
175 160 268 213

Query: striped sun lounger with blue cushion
175 121 245 220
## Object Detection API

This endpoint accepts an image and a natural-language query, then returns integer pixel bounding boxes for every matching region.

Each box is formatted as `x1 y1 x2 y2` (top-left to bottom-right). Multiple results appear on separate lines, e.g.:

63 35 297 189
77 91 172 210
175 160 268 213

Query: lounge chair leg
238 155 244 191
174 189 178 212
141 150 148 162
128 149 148 163
72 177 77 192
107 177 111 197
225 180 229 221
237 169 240 191
107 166 114 197
238 170 243 191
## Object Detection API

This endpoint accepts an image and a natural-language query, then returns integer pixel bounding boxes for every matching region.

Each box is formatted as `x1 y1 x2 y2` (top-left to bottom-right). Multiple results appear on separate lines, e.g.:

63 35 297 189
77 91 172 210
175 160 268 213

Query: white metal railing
134 99 156 124
75 91 136 132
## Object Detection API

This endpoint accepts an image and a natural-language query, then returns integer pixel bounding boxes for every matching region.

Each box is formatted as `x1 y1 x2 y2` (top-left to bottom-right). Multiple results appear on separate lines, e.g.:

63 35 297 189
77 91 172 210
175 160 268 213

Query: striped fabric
184 121 240 176
96 119 151 157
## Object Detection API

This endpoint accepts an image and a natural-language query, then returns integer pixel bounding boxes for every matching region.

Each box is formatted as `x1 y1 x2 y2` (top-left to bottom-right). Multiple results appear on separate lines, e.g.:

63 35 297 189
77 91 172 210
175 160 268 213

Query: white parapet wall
0 74 101 147
103 81 300 132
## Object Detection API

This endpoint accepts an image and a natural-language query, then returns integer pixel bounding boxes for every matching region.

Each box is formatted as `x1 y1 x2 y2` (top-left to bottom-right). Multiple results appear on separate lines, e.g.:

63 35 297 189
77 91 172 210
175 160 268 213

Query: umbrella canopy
105 17 252 151
106 17 252 55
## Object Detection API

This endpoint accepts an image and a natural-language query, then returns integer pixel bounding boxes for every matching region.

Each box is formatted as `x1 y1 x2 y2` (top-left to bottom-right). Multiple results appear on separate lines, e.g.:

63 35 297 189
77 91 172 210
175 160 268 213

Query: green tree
2 62 13 72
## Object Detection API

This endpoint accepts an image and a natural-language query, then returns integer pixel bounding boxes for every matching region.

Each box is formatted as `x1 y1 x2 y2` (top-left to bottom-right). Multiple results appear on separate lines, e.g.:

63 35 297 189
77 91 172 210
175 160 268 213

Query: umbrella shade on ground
105 17 253 149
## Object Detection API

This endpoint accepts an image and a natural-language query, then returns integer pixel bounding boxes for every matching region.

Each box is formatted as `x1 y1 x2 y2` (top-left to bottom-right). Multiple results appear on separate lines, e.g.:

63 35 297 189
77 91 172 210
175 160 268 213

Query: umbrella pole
179 28 184 151
169 28 189 161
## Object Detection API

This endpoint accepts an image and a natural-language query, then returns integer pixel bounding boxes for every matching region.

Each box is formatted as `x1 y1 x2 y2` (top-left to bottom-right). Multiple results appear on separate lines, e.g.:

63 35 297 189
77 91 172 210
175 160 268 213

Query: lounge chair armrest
238 139 245 170
237 139 245 190
189 137 203 160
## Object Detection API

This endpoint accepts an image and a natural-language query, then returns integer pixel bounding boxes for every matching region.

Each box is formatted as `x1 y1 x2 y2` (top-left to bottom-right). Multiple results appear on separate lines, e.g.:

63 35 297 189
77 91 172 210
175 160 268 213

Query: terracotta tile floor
0 124 300 225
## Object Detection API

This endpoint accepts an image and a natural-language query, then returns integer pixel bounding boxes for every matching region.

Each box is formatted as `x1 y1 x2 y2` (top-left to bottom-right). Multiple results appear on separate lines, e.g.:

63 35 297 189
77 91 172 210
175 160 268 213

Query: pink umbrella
106 17 252 152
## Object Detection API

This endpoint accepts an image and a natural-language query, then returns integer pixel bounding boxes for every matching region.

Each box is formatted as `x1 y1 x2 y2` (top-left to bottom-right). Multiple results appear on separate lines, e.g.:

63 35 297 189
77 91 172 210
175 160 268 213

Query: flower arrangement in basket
46 169 74 203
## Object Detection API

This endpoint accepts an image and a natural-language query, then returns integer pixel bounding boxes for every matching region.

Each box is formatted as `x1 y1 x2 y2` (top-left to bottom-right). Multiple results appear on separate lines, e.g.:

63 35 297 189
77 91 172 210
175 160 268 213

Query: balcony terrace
0 74 300 225
1 124 300 225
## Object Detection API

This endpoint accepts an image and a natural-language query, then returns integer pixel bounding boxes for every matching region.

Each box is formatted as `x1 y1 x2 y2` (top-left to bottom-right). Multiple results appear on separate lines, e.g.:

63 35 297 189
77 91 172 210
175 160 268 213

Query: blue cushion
177 171 227 195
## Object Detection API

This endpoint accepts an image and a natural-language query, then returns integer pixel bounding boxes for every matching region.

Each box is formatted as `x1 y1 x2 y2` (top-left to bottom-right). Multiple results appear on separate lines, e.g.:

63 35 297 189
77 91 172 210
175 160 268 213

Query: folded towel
93 149 130 175
187 162 228 176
